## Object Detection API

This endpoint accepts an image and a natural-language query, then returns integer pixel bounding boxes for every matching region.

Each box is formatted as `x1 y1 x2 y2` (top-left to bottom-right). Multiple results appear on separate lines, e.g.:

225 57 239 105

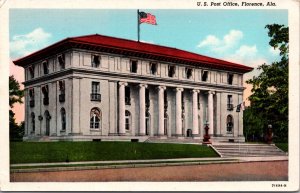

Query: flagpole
137 9 140 42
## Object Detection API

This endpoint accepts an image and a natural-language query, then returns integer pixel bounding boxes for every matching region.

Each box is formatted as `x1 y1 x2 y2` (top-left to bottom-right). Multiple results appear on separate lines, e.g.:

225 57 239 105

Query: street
10 161 288 182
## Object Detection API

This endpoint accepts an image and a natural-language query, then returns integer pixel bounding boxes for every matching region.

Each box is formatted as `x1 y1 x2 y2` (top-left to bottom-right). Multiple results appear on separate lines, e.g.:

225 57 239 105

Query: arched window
125 110 131 131
61 108 66 131
227 115 234 133
31 112 35 133
90 108 101 129
145 111 150 135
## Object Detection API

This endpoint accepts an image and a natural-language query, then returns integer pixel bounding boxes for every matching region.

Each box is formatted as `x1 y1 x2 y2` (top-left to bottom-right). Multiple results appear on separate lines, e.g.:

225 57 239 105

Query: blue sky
10 9 287 64
9 9 288 122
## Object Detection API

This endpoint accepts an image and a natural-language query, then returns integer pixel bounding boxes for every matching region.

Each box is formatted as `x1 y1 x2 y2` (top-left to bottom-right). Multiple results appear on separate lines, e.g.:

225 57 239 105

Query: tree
9 75 24 141
245 24 288 142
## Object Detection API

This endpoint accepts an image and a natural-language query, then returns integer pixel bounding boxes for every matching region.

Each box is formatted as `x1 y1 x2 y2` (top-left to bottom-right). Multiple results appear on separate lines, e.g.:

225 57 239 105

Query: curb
11 160 241 173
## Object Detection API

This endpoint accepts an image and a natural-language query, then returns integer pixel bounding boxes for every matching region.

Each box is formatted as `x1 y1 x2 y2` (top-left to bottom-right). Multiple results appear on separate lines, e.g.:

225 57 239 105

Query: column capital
119 81 128 86
208 90 215 95
157 85 166 90
175 87 184 92
192 89 200 93
139 84 148 88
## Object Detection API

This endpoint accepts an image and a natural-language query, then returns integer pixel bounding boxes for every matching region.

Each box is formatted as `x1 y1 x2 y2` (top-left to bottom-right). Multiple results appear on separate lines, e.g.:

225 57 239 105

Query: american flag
139 12 157 25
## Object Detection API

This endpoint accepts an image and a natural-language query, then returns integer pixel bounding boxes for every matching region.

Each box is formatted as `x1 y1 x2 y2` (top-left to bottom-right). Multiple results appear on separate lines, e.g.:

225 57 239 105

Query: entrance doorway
187 129 192 137
45 110 51 136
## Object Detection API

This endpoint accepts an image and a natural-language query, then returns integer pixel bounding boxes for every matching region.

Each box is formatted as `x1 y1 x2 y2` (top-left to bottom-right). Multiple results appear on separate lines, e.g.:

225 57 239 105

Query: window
58 54 65 69
164 90 168 109
90 108 101 129
202 70 208 81
226 115 234 133
92 55 100 67
59 80 65 102
145 111 150 135
227 95 233 110
181 93 185 111
91 82 101 101
228 73 234 85
61 108 66 131
145 88 150 108
197 92 200 109
150 62 157 75
164 113 168 135
125 110 131 131
43 60 49 75
31 112 35 133
130 60 138 73
29 66 34 78
29 88 35 107
125 86 131 105
185 68 193 79
42 85 49 105
168 65 176 77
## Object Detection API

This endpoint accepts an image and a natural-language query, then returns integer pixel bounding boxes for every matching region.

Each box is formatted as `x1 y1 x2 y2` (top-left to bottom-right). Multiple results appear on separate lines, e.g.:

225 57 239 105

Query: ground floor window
227 115 233 133
61 108 66 131
125 110 131 131
31 112 35 133
90 108 101 129
146 111 150 135
164 113 168 135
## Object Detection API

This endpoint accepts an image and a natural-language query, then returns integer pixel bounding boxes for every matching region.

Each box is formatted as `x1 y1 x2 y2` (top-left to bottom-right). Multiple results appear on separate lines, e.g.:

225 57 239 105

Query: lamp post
203 121 212 144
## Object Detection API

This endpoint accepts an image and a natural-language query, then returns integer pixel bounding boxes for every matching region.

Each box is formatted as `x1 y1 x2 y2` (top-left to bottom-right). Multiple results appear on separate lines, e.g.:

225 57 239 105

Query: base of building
23 135 245 143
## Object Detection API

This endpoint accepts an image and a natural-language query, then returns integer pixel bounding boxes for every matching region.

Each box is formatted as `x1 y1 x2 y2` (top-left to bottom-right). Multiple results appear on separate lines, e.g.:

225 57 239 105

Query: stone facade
15 34 252 142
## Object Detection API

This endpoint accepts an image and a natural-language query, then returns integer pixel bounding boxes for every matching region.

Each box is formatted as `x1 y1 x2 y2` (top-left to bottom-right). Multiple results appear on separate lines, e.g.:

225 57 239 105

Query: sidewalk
10 156 288 173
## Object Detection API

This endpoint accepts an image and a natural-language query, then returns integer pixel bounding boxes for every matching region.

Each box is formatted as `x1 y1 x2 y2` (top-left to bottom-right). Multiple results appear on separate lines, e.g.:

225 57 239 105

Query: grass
275 143 288 152
10 141 219 164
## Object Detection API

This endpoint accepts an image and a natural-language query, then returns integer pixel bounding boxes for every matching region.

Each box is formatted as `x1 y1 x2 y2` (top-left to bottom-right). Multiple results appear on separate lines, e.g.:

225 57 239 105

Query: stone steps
213 144 287 157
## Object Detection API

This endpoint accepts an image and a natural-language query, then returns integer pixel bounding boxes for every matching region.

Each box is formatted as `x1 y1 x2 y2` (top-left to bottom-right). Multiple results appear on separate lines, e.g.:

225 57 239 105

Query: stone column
176 88 184 136
208 91 214 135
192 89 200 137
157 86 166 136
216 92 221 136
139 84 148 135
118 82 128 135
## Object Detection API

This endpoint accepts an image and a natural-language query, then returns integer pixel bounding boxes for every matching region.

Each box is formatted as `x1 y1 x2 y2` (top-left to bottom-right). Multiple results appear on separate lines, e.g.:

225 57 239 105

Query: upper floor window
58 80 65 102
28 65 34 78
168 65 176 77
42 85 49 105
91 81 101 101
150 62 157 75
202 70 208 81
92 55 100 67
145 88 150 108
130 60 138 73
58 54 65 69
228 73 234 85
227 95 233 111
197 92 200 109
125 86 131 105
42 60 49 75
29 88 35 107
164 90 168 109
185 68 193 79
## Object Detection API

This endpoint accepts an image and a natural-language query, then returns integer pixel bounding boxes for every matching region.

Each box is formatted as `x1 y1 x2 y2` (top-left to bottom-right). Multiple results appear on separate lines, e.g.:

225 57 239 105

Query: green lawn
275 143 288 152
10 142 219 164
